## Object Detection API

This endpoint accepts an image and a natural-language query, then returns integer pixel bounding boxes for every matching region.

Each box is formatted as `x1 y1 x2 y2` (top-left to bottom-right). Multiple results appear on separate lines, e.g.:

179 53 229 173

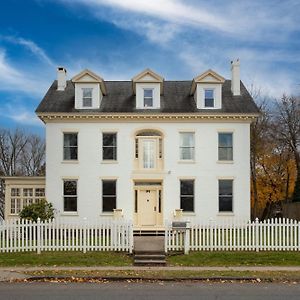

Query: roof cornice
37 112 259 123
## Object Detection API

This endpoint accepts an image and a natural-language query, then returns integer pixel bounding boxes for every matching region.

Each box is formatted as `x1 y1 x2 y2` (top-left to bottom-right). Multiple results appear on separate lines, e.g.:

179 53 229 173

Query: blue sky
0 0 299 135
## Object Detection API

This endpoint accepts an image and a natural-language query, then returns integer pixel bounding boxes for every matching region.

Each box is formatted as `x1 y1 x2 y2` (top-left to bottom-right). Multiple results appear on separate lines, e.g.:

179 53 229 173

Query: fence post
255 218 259 252
184 222 191 255
128 221 133 254
83 217 87 254
37 218 41 255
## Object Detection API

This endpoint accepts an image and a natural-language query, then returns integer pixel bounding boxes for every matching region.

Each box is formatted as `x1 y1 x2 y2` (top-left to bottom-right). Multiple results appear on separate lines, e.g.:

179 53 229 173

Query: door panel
138 190 156 226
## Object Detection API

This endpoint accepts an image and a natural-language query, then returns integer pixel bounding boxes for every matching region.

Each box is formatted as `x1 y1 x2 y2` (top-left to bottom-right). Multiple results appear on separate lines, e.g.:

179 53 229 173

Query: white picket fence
166 218 300 254
0 218 133 253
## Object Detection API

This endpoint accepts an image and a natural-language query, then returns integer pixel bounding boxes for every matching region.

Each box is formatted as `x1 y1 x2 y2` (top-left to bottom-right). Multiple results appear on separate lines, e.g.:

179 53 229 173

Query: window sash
218 133 233 161
102 180 117 212
82 88 93 107
143 89 153 107
180 133 195 160
63 180 77 212
180 180 194 212
204 89 214 107
102 133 117 160
219 180 233 212
63 133 78 160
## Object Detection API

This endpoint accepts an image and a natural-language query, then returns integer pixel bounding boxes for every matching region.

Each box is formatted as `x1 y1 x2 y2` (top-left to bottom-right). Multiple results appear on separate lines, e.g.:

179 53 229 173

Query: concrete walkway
1 265 300 282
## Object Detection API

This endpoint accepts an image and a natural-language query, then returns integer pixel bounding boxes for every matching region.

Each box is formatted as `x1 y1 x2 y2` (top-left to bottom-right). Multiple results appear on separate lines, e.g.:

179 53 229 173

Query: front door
138 189 157 226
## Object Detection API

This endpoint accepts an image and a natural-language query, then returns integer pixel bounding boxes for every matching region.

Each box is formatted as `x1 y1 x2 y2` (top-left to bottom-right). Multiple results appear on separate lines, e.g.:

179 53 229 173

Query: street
0 282 299 300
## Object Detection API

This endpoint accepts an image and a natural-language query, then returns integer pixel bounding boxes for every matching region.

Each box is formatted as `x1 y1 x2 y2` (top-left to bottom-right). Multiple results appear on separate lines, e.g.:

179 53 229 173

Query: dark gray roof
36 80 259 114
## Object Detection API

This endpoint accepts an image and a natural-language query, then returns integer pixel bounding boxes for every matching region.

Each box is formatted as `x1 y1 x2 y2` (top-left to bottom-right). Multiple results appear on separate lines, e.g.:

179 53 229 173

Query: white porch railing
165 218 300 254
0 218 133 254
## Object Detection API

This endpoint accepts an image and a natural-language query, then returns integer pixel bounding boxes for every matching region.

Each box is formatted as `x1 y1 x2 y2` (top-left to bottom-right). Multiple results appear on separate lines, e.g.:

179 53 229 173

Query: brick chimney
231 59 240 96
57 67 67 91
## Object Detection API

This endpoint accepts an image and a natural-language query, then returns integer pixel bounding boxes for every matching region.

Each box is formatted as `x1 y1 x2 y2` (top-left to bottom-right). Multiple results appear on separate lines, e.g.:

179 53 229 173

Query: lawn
0 251 132 267
168 251 300 266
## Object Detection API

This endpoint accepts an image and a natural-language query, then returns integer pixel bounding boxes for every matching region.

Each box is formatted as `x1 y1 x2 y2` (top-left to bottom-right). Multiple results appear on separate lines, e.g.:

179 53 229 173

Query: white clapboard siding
165 218 300 253
0 218 133 254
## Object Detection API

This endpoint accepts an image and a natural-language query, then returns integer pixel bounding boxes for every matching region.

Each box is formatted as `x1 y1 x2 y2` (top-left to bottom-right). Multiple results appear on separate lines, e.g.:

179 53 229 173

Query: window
180 180 194 212
143 89 153 107
179 132 195 160
102 180 116 212
218 133 233 161
63 180 77 212
102 133 117 160
219 180 233 212
204 89 214 107
82 88 93 107
63 133 78 160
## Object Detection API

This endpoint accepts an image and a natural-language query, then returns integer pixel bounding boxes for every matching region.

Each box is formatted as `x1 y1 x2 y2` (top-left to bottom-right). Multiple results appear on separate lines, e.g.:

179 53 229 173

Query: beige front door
138 189 157 226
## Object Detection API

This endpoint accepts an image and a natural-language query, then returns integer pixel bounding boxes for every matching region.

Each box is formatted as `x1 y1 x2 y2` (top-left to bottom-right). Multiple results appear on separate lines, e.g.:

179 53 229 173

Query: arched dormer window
135 130 163 170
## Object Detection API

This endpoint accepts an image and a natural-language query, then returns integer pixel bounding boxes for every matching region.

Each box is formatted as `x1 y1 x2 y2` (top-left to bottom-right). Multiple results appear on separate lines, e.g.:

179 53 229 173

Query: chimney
57 67 67 91
231 59 240 96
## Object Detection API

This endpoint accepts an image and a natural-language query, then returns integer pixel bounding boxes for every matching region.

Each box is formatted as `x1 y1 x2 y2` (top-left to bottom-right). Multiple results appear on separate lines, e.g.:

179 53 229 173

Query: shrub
19 200 54 222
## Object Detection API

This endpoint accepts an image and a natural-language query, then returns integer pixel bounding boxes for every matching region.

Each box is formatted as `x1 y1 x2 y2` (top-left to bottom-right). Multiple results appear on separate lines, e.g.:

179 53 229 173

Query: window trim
179 132 195 162
218 132 233 162
63 132 78 162
63 179 78 213
82 87 93 108
143 88 154 108
218 179 234 213
102 179 117 213
204 88 215 108
102 132 117 161
179 179 195 213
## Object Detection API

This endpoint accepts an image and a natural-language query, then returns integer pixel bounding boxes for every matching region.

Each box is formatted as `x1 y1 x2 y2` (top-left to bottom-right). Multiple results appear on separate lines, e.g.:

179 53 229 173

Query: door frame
133 183 163 227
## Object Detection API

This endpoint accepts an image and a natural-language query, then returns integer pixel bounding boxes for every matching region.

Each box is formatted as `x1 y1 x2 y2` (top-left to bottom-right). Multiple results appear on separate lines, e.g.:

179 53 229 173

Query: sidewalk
1 266 300 282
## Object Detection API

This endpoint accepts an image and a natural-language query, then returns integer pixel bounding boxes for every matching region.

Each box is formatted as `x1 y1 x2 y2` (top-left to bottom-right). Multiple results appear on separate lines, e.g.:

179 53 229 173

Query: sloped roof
35 80 259 114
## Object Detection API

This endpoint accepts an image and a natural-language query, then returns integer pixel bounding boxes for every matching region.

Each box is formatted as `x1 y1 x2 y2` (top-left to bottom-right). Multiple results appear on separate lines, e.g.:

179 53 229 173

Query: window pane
219 133 232 147
11 188 20 197
205 98 214 107
64 133 77 147
64 197 77 212
102 180 116 196
144 89 153 98
180 133 194 147
64 147 78 160
219 180 233 196
102 196 116 212
205 89 214 99
180 180 194 195
180 148 194 160
143 140 155 168
82 88 93 98
64 181 77 196
103 133 116 146
103 147 117 160
219 148 233 161
24 188 33 197
83 98 92 107
144 97 153 107
180 196 194 212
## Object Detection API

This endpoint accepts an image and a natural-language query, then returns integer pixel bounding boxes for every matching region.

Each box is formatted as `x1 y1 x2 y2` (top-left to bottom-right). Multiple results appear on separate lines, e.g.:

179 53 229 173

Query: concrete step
134 254 166 260
134 259 166 266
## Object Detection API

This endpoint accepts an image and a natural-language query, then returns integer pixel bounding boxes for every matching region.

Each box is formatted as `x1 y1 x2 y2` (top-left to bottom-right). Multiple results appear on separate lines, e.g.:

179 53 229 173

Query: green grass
168 251 300 266
0 251 132 267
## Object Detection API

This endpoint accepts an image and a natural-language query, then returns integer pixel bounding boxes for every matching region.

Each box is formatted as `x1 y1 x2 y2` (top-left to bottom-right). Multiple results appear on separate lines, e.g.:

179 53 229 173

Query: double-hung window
102 133 117 160
63 180 77 212
219 179 233 212
204 89 214 107
82 88 93 107
63 133 78 160
180 180 194 212
179 132 195 160
10 188 21 214
218 133 233 161
102 180 117 212
143 89 153 108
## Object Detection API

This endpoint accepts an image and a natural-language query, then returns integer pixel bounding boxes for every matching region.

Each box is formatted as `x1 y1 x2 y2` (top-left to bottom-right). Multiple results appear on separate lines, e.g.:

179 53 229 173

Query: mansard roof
36 80 259 114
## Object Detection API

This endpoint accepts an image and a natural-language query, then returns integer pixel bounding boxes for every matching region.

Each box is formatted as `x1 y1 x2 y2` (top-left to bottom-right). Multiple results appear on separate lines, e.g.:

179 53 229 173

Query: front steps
133 236 166 266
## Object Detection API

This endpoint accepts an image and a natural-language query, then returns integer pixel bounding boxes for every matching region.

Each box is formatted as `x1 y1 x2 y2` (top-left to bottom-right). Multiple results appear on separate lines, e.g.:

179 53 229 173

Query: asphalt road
0 282 300 300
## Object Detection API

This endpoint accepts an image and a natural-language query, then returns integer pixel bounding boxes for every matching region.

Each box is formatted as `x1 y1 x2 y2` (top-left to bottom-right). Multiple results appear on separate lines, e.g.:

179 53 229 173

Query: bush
19 200 54 222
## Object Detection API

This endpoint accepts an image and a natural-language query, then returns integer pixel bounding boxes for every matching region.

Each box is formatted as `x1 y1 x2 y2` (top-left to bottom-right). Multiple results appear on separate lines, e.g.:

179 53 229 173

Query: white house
4 60 259 229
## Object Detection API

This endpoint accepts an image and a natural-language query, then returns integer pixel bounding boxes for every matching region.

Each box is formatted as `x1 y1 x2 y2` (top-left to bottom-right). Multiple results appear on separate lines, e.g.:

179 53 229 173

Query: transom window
180 180 194 212
218 133 233 161
102 180 117 212
179 132 195 160
102 133 117 160
204 89 214 107
63 133 78 160
63 180 77 212
82 88 93 107
143 89 153 107
219 179 233 212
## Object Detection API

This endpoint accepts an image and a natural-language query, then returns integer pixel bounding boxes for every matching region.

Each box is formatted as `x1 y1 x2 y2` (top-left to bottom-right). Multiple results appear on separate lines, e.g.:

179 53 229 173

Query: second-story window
82 88 93 107
204 89 214 107
102 133 117 160
143 89 153 107
218 133 233 161
63 133 78 160
179 132 195 160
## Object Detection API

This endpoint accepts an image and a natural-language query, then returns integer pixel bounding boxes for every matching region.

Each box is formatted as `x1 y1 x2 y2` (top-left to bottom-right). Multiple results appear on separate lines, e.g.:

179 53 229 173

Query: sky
0 0 299 135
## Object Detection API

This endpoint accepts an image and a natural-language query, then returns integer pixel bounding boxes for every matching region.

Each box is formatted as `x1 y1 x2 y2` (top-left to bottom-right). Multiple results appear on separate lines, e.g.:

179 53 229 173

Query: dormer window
143 89 153 108
204 89 214 108
82 88 93 107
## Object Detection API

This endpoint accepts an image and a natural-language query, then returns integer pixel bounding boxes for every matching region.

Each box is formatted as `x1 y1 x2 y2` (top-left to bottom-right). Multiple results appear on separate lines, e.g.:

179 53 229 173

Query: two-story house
4 60 259 228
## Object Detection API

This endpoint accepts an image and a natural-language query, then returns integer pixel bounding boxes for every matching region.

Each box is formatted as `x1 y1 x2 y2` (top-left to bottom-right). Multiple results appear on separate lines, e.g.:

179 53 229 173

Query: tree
19 200 54 222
